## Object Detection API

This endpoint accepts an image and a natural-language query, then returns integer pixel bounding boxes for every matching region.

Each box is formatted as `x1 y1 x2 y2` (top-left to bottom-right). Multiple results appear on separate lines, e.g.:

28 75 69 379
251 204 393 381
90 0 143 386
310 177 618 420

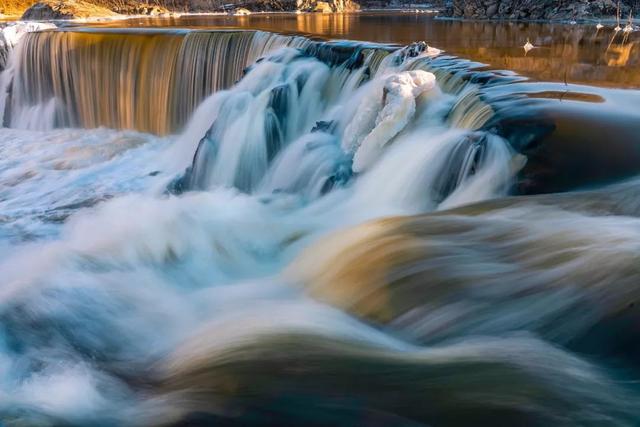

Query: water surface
93 12 640 88
1 15 640 426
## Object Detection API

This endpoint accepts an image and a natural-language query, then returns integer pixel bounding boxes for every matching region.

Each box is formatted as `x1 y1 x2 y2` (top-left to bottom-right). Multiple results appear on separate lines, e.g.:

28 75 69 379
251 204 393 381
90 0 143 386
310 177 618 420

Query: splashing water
0 25 637 426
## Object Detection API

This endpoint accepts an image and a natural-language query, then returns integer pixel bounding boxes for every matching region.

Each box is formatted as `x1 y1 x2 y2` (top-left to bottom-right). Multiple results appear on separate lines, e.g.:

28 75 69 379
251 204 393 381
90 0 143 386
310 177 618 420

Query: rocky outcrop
447 0 632 20
21 0 118 19
8 0 360 16
7 0 639 20
218 0 358 12
297 0 360 12
215 0 291 12
105 3 169 15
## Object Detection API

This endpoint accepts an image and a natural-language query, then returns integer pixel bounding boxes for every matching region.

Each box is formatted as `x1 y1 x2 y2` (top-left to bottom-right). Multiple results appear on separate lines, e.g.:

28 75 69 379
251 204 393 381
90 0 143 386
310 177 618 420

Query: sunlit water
0 15 640 426
99 12 640 87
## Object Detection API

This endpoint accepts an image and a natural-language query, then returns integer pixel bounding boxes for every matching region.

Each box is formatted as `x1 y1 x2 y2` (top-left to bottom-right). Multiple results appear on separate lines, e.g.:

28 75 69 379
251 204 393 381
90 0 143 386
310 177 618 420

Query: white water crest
4 27 637 426
0 22 57 54
170 39 517 207
0 22 57 125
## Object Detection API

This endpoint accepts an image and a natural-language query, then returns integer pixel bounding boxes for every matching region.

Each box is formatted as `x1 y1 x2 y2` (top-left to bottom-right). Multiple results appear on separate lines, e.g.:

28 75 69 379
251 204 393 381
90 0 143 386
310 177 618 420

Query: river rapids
1 21 640 426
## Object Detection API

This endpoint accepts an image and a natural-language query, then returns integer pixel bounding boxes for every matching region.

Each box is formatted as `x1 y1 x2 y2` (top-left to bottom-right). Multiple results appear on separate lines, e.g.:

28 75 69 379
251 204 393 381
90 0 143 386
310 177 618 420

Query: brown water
88 12 640 88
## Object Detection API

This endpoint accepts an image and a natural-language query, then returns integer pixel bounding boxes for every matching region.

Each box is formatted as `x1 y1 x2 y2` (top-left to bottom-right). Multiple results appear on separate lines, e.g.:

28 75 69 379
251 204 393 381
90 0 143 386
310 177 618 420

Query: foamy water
0 22 639 426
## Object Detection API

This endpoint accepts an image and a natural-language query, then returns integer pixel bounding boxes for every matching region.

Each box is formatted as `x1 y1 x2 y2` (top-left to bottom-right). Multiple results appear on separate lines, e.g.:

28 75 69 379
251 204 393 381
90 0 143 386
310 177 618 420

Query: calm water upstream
100 12 640 87
1 12 640 426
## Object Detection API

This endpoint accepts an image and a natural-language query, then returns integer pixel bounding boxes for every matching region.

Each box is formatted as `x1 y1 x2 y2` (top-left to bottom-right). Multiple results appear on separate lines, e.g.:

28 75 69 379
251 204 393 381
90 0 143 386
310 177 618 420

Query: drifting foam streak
0 187 315 424
0 127 172 241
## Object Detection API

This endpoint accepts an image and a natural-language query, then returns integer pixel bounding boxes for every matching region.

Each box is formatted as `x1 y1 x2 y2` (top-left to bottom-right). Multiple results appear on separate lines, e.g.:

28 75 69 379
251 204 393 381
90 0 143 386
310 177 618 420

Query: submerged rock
485 94 640 195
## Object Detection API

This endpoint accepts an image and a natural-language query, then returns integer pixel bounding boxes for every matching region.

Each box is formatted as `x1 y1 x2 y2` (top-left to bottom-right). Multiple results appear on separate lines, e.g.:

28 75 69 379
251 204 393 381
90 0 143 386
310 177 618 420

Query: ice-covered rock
343 70 437 173
0 22 56 70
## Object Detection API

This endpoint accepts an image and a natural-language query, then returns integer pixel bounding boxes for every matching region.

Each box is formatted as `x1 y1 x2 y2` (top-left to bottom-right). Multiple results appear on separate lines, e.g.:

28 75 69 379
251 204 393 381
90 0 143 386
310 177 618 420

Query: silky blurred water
1 16 640 427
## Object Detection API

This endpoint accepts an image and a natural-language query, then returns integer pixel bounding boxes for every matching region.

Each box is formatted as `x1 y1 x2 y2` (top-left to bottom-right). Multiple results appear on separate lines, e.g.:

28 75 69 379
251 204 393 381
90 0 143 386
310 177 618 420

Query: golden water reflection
95 12 640 88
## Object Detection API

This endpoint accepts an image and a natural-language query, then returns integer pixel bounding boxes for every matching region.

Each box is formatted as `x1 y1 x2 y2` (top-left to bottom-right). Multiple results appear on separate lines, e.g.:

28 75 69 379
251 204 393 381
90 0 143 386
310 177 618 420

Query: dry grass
1 0 38 16
0 0 227 16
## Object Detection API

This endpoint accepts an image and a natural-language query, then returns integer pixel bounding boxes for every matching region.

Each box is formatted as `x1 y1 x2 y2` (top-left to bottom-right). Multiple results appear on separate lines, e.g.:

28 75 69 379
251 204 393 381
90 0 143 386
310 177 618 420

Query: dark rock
311 120 335 133
446 0 637 21
486 3 498 17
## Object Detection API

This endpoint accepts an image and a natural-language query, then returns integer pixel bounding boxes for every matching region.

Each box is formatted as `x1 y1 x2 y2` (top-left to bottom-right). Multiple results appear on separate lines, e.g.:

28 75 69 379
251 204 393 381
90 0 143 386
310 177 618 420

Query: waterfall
9 25 622 427
1 29 310 134
0 22 57 127
163 38 518 213
0 26 523 242
0 28 502 139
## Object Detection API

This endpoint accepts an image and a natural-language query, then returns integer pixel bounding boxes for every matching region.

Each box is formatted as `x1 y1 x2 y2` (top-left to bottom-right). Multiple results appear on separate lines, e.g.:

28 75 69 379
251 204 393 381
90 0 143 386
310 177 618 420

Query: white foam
0 40 528 424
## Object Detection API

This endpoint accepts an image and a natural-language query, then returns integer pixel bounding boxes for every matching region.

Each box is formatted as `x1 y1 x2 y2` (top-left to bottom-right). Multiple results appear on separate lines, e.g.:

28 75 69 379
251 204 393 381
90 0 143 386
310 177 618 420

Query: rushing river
1 14 640 426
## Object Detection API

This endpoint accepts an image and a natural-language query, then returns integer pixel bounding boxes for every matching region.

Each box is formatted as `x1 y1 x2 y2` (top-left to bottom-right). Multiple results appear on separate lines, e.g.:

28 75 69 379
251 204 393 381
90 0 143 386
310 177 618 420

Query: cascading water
167 39 512 209
1 22 639 427
1 28 310 134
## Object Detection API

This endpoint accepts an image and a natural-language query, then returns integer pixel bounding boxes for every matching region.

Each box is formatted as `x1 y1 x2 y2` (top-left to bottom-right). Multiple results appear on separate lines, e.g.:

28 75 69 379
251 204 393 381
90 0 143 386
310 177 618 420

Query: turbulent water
1 20 640 426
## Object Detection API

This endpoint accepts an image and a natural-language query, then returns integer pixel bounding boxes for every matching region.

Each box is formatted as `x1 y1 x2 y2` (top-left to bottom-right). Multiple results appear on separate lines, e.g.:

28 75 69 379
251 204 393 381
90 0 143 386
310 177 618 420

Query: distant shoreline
0 7 636 26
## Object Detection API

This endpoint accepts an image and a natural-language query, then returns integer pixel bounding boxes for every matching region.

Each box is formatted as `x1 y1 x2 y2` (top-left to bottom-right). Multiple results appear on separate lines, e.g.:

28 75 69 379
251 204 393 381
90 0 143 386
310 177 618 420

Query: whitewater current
1 22 640 426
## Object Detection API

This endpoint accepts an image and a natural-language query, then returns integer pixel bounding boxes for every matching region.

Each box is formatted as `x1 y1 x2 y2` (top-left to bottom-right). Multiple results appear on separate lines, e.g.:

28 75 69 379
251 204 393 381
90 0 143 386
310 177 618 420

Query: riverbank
2 0 357 20
3 0 639 21
445 0 637 21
